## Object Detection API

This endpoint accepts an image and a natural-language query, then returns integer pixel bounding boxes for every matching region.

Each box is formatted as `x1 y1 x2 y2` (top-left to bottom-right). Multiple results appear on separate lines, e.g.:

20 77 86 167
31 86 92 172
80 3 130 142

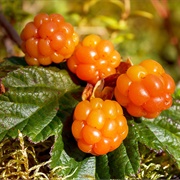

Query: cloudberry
20 13 79 66
72 98 128 155
114 59 175 118
67 34 121 85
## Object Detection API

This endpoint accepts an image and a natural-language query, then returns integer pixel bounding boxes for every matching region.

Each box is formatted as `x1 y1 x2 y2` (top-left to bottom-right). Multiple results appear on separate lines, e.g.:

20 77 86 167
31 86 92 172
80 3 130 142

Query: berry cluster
67 34 121 85
20 13 79 66
20 13 176 155
114 59 175 118
72 98 128 155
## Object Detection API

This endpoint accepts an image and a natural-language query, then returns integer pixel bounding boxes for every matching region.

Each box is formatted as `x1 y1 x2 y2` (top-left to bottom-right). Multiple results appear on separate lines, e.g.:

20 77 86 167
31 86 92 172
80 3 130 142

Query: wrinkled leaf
50 88 96 179
0 57 180 179
0 56 26 78
143 118 180 168
0 66 80 142
108 120 140 179
50 121 96 179
140 84 180 168
3 56 28 66
96 155 110 179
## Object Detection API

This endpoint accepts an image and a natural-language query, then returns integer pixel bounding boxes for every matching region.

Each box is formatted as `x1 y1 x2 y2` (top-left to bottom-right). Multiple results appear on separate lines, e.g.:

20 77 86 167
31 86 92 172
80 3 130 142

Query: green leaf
133 113 180 169
73 156 96 179
132 121 163 150
0 56 26 78
96 155 110 179
135 85 180 169
143 118 180 168
0 57 180 178
50 126 96 179
138 85 180 168
50 86 95 179
0 66 80 142
108 120 140 179
3 56 27 66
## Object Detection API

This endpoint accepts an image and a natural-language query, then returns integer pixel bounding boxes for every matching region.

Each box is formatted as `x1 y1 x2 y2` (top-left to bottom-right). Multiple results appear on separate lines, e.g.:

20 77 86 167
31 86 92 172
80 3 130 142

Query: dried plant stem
122 0 130 20
0 12 22 49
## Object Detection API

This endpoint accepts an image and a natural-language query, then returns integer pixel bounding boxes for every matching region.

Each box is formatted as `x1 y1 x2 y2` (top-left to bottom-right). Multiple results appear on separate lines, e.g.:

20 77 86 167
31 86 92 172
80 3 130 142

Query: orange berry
38 21 58 38
86 109 106 130
25 38 39 58
72 98 128 155
96 40 114 58
114 87 130 107
126 65 147 81
93 137 111 155
20 22 38 41
82 34 101 48
20 13 79 65
128 81 150 106
116 74 132 96
108 50 121 68
72 120 85 139
73 100 91 120
126 103 146 117
161 73 175 94
110 134 123 151
115 59 175 118
76 64 98 81
101 119 117 138
38 39 53 56
24 55 40 66
67 34 121 85
140 59 165 75
82 125 102 145
142 74 164 97
51 52 64 64
50 31 65 50
34 13 49 28
77 139 93 153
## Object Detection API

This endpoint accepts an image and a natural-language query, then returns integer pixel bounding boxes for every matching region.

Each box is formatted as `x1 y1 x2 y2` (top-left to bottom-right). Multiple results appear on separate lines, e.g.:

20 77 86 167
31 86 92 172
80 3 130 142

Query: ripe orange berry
116 74 131 96
114 87 130 107
114 59 175 118
72 98 128 155
20 22 38 40
126 65 147 81
86 109 106 129
161 73 176 94
93 137 111 155
142 74 165 97
128 81 150 106
67 34 121 85
20 13 79 66
140 59 165 75
82 34 101 48
71 120 85 139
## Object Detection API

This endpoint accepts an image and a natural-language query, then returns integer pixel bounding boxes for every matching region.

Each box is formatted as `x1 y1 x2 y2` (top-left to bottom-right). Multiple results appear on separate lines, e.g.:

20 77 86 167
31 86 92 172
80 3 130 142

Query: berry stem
0 12 22 48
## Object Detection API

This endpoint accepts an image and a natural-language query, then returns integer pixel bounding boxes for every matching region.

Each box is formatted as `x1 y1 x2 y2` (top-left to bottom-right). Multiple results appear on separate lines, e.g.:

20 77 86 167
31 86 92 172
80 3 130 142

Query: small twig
122 0 131 20
0 12 22 49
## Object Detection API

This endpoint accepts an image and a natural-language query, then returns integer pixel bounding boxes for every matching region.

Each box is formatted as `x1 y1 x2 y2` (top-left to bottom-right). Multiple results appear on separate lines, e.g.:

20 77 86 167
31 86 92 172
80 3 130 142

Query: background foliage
0 0 180 179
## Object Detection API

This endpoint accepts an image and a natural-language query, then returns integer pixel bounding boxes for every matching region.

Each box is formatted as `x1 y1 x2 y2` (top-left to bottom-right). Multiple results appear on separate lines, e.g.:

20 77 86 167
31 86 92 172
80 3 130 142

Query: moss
0 131 65 179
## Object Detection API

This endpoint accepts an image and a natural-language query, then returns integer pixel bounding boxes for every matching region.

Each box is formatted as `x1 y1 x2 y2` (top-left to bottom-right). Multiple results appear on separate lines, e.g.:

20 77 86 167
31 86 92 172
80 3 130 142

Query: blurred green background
0 0 180 82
